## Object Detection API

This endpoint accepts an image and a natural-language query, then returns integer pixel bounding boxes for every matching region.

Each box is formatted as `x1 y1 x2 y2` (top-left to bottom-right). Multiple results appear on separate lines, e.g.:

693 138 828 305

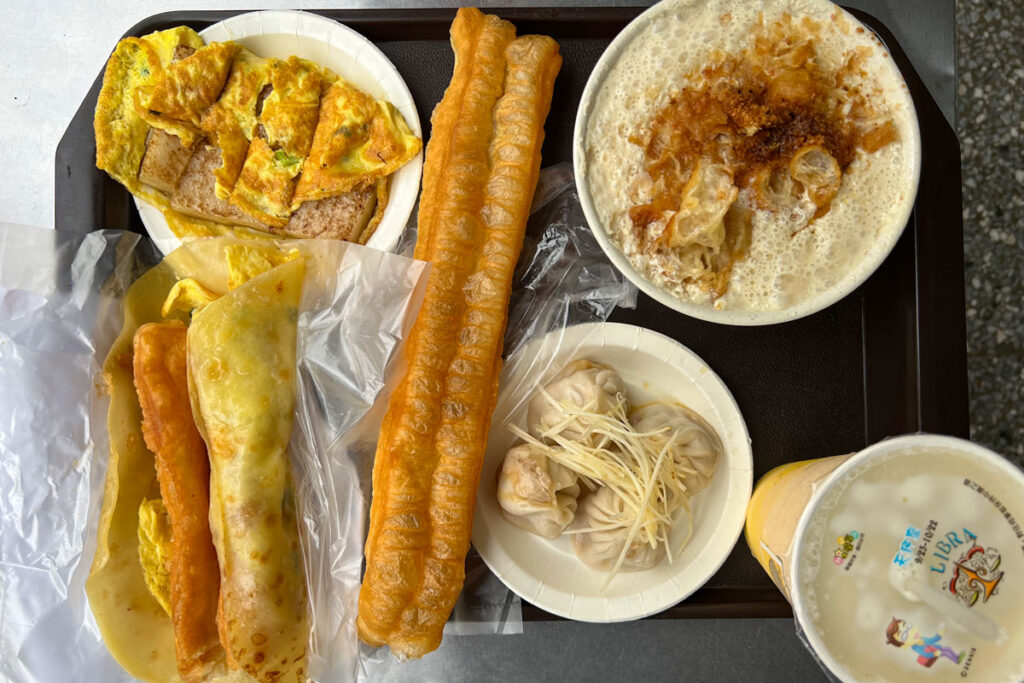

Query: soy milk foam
795 446 1024 682
583 0 919 312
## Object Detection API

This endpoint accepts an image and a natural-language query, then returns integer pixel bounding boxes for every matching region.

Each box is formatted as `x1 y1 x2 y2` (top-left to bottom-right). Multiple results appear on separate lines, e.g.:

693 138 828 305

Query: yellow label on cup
744 454 851 601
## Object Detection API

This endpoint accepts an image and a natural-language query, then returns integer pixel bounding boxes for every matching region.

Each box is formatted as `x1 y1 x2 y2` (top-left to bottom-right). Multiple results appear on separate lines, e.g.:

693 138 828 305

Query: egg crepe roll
187 258 309 683
87 263 183 683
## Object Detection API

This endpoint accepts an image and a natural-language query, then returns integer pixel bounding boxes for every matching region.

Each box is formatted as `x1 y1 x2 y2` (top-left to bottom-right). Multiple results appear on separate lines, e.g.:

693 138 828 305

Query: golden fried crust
133 321 223 681
357 8 561 659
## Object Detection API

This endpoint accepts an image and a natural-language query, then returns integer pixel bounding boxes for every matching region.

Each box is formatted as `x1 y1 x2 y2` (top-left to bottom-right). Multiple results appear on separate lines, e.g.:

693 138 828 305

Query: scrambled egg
161 277 219 318
137 498 173 617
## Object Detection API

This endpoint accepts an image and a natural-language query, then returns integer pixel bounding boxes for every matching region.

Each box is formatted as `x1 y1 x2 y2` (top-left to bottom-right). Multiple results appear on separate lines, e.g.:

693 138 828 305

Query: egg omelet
292 78 422 207
199 48 273 198
136 41 241 147
94 26 204 208
227 57 324 226
95 26 422 246
137 498 173 617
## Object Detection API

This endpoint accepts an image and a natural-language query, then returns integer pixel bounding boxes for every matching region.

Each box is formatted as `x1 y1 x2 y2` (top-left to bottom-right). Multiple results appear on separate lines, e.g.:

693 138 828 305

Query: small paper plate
472 322 753 622
136 10 423 255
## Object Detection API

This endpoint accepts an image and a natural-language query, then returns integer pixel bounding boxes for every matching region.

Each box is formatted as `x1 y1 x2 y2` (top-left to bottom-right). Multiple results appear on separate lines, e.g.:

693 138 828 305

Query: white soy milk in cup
791 435 1024 682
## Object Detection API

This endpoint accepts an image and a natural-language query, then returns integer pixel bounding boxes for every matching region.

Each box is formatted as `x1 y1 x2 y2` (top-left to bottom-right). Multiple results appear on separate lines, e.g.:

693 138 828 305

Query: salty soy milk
583 0 920 313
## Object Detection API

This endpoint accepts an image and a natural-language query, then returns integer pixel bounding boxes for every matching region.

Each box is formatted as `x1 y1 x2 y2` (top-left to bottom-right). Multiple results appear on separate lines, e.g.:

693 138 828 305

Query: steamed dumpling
571 486 665 572
497 443 581 539
526 359 627 446
630 403 722 495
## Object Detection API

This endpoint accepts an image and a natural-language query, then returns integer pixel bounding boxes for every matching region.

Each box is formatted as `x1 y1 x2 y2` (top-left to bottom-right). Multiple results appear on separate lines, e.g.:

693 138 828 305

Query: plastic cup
745 434 1024 682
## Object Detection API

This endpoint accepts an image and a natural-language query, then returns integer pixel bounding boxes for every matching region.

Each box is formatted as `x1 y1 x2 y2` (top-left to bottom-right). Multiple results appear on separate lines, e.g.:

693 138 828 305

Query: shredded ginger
508 389 698 585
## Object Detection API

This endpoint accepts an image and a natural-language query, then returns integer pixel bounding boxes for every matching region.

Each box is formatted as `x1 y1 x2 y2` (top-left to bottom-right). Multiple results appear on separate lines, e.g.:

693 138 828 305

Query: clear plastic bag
0 227 427 683
504 163 637 357
0 226 157 683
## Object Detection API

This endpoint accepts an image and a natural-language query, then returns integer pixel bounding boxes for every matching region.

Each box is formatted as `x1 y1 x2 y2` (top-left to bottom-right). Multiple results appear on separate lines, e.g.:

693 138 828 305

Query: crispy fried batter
133 321 222 681
357 7 561 659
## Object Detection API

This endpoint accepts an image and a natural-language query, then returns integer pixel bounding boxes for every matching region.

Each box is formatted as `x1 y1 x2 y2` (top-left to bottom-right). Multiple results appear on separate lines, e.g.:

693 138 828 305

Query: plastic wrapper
0 225 427 683
1 162 637 682
393 162 638 435
485 162 639 433
0 226 158 683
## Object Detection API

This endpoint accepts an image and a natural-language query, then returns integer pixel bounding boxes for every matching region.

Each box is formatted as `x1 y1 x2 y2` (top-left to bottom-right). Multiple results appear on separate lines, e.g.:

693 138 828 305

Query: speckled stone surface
957 0 1024 464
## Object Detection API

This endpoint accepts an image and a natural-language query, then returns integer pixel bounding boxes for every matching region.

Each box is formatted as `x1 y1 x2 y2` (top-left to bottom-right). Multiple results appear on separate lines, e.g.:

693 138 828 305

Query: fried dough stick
357 10 514 655
133 321 222 680
358 7 561 659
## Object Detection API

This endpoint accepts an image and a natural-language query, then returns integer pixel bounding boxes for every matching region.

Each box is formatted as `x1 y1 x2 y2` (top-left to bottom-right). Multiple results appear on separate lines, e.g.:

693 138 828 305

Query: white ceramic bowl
136 10 423 255
572 0 922 326
472 322 753 621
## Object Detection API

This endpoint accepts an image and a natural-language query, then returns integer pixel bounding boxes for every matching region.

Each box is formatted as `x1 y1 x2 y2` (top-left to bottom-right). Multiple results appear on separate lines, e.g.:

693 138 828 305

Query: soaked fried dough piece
133 321 222 681
357 7 561 659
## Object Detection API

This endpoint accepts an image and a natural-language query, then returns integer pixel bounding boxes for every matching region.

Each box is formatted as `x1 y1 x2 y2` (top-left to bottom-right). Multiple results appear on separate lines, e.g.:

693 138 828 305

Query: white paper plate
136 10 423 255
472 322 753 622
